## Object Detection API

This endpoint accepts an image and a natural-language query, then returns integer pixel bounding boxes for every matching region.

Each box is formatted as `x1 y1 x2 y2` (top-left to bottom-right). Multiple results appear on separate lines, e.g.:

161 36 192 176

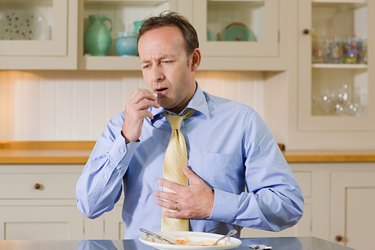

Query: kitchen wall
0 70 287 144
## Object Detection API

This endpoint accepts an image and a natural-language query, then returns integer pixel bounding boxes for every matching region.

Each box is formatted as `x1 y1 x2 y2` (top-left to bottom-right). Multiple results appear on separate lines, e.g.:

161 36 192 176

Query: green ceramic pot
84 15 112 56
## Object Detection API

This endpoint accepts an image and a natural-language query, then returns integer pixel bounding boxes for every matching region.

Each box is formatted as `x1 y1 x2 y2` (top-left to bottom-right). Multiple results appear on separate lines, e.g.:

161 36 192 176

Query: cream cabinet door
330 170 375 250
0 206 83 240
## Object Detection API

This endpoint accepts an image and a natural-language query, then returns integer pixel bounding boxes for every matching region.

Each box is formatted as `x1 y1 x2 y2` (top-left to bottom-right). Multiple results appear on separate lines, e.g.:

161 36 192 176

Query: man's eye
142 64 151 69
162 60 173 64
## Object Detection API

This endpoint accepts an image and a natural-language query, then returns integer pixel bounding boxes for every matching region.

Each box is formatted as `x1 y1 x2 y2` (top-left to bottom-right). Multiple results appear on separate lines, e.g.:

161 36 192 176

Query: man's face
138 26 198 113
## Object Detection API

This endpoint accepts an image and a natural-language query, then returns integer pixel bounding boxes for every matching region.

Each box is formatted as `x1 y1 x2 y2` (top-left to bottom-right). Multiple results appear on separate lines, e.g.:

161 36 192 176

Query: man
76 11 303 239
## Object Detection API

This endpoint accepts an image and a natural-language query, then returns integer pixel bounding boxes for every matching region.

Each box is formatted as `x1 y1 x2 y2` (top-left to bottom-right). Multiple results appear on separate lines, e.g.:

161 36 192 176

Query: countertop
0 237 354 250
1 141 375 164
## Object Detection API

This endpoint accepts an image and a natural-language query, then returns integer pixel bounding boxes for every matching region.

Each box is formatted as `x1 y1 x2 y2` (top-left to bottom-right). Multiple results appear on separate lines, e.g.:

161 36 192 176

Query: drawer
0 173 79 199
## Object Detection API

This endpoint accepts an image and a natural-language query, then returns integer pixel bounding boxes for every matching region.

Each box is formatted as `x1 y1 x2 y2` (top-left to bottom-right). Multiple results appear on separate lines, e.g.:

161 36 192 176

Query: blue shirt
76 85 304 239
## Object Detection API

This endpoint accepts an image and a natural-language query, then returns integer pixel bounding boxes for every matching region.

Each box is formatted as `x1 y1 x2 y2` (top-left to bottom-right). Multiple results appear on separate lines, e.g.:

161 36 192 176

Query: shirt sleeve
208 111 304 231
76 112 139 219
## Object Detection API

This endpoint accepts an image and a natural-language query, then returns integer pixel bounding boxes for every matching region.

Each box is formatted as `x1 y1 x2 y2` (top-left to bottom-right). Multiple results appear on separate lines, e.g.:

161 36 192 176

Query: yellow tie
161 109 194 232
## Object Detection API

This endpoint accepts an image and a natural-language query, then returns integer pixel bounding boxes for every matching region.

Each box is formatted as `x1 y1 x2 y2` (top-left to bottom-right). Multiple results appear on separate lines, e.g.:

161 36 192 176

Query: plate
139 231 242 250
221 22 256 42
0 9 49 40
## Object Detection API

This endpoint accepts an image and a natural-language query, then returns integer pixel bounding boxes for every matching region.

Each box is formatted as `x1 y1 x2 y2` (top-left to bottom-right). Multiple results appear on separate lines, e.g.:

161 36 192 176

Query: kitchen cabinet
0 0 289 71
282 163 375 250
0 165 123 240
190 0 288 70
330 169 375 250
1 162 374 246
244 162 375 250
80 0 288 71
0 0 78 70
291 0 375 149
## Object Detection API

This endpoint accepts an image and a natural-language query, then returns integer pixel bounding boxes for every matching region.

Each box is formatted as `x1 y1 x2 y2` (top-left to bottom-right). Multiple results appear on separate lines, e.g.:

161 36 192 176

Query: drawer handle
34 183 44 190
302 28 310 35
335 235 343 242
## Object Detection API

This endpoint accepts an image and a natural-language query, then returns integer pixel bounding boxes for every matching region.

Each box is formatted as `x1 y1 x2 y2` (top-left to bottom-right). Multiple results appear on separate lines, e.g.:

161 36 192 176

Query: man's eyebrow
140 55 173 63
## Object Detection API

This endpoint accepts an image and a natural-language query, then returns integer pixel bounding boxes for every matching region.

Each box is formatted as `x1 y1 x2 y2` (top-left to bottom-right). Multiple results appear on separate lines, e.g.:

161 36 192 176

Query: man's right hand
122 89 160 143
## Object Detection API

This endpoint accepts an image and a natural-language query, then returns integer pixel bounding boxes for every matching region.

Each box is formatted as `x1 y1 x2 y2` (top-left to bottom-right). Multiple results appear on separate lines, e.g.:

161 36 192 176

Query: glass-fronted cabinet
190 0 287 70
80 0 179 70
298 0 374 132
0 0 76 69
192 0 279 57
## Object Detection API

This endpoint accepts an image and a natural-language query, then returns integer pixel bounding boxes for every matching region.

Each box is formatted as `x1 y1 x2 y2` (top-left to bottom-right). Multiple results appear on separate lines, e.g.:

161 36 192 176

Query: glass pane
0 0 52 41
311 1 368 117
311 68 368 117
207 0 265 42
311 2 368 65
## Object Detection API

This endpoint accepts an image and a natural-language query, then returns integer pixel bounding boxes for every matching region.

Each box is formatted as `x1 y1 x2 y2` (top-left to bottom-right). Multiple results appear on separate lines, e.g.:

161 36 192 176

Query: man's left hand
154 165 214 219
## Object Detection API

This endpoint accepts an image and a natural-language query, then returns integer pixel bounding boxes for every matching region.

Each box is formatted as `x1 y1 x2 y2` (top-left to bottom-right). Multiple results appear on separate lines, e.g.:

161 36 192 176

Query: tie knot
166 115 183 130
166 109 195 130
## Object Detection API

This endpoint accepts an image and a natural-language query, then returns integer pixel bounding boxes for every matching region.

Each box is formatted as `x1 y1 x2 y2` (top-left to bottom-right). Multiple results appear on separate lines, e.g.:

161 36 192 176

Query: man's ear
190 48 201 71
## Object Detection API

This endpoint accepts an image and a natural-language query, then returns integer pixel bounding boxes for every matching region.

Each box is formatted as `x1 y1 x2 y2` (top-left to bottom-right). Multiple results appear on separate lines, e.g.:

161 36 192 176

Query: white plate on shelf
139 231 242 250
0 9 49 40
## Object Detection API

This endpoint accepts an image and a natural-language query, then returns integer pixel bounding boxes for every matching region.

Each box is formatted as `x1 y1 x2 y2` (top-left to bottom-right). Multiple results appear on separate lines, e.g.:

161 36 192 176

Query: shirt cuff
108 135 139 171
208 188 238 223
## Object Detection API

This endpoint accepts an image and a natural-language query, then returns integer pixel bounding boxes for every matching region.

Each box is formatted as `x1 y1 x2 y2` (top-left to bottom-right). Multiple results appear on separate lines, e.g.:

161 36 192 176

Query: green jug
84 15 112 56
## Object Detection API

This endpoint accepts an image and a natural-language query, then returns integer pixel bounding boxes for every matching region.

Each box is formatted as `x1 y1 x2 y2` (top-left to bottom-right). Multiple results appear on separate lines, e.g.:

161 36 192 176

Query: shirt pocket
203 153 244 191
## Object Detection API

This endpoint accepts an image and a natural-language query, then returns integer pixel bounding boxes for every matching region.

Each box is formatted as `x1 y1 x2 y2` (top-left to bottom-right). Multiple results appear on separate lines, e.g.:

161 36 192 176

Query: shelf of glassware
79 0 180 70
191 0 288 71
0 0 77 70
297 0 375 133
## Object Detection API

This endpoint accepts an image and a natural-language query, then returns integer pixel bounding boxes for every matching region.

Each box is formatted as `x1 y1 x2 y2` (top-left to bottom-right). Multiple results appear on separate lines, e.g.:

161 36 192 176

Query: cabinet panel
330 170 375 250
0 206 83 240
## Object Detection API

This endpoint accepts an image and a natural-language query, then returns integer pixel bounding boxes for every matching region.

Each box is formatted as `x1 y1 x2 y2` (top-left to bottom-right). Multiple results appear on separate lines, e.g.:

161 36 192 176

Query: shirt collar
149 83 209 124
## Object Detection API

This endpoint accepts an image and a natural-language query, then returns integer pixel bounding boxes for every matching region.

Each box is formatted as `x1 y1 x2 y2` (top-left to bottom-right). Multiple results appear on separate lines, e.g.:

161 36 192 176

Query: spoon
211 229 238 246
139 228 175 245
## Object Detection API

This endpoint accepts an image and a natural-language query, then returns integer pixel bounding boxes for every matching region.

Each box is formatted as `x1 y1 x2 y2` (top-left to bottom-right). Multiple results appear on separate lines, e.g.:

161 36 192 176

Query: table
0 237 354 250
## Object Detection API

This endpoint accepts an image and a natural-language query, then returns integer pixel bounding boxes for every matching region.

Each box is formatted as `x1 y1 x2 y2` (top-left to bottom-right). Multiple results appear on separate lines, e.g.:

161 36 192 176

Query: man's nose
150 65 164 83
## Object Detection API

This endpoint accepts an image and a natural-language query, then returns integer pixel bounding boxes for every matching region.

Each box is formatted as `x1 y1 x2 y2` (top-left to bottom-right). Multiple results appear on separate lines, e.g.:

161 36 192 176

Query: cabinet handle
34 183 43 190
302 29 310 35
335 235 343 242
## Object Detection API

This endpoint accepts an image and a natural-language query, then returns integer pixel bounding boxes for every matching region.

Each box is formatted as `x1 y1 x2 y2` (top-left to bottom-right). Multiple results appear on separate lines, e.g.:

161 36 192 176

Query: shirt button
120 148 125 153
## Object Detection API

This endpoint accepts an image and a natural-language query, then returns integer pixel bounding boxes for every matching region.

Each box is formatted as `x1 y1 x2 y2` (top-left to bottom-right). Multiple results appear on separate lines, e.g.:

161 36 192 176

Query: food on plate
174 236 225 246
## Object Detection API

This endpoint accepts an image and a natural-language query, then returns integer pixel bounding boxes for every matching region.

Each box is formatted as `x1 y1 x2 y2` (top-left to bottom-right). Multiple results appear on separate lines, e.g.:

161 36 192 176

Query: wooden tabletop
1 141 375 164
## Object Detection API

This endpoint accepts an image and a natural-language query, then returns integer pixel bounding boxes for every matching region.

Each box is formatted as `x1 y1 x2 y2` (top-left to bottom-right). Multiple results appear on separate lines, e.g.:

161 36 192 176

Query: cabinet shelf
312 63 367 69
85 0 168 4
312 0 366 4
